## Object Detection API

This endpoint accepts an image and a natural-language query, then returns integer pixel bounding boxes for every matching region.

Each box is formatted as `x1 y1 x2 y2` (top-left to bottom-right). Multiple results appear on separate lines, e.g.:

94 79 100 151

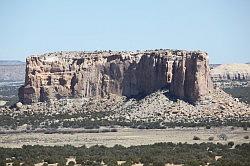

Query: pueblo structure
19 49 212 104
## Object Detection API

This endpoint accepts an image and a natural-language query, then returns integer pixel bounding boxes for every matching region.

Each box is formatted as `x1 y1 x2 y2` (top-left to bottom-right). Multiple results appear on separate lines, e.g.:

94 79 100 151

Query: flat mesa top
28 49 208 59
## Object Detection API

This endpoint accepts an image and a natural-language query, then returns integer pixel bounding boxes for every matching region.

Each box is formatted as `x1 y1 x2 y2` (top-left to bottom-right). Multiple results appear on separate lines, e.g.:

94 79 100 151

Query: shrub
121 160 133 166
184 160 200 166
218 133 228 140
244 135 249 139
44 158 56 164
12 161 21 166
228 141 234 147
110 128 118 132
42 163 48 166
206 126 211 129
152 161 165 166
22 162 35 166
208 137 214 141
193 136 200 140
68 161 75 166
0 160 6 166
1 142 250 166
243 126 248 131
104 158 117 166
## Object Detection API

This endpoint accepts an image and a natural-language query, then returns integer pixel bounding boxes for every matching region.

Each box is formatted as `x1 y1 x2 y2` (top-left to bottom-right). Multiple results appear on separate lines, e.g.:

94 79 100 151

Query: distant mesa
211 63 250 87
0 60 25 66
0 60 25 81
209 64 221 69
18 49 212 104
211 63 250 81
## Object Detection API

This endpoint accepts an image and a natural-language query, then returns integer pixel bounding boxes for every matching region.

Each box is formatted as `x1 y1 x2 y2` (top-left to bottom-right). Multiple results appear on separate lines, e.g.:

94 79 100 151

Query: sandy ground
0 127 249 148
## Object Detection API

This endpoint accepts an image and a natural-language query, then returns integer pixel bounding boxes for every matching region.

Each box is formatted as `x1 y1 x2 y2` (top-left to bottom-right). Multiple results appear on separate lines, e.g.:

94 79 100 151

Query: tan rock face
18 49 212 104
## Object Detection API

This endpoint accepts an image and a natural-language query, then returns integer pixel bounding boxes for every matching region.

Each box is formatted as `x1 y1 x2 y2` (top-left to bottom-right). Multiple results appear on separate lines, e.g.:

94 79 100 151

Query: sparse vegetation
193 136 200 140
0 107 249 131
208 137 214 141
0 143 249 166
68 161 75 166
0 84 249 130
218 133 228 141
228 141 234 147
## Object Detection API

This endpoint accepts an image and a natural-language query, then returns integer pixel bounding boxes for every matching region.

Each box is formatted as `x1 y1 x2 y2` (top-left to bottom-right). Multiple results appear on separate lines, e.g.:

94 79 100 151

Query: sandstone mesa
211 63 250 88
18 49 212 104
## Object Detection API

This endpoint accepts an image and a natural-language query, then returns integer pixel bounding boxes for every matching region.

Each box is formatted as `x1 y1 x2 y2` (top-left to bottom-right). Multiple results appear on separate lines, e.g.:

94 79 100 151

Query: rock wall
19 49 212 104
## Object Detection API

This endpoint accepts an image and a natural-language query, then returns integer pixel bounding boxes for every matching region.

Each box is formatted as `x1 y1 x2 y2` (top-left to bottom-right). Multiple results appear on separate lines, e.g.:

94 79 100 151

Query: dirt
0 127 249 148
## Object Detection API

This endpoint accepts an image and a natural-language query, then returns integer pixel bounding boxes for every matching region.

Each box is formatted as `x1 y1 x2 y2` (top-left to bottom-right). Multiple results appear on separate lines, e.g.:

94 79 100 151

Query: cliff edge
18 49 212 104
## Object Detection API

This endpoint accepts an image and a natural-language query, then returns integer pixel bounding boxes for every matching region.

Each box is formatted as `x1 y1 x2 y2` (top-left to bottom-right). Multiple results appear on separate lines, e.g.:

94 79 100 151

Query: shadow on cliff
163 90 197 105
162 89 178 102
121 58 176 101
122 87 180 103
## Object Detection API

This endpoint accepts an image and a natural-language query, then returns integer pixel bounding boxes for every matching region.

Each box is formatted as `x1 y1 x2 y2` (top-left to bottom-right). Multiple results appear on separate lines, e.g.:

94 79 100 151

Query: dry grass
0 127 249 148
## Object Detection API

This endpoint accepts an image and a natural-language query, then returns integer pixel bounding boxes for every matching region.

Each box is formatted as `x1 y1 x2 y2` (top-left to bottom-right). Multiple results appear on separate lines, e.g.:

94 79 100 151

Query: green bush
208 137 214 141
0 160 5 166
121 160 133 166
184 160 200 166
152 161 165 166
193 136 200 140
206 126 211 129
68 161 75 166
42 163 48 166
228 141 234 147
12 161 21 166
218 133 228 140
0 142 250 166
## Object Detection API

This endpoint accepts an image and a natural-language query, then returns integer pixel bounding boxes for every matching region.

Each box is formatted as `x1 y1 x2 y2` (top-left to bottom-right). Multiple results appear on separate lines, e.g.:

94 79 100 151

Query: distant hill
0 60 25 66
209 64 221 69
211 64 250 79
0 61 25 81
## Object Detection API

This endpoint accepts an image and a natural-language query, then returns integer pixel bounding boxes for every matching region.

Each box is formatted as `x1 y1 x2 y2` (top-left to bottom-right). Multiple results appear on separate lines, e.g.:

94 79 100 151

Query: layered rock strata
19 49 212 104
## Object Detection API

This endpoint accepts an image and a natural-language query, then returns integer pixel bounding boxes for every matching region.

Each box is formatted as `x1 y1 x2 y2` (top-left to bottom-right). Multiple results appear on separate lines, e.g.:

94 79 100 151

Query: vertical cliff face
18 49 212 104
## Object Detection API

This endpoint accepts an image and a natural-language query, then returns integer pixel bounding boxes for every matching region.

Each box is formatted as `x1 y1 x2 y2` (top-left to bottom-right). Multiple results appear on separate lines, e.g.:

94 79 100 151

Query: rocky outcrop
19 49 212 104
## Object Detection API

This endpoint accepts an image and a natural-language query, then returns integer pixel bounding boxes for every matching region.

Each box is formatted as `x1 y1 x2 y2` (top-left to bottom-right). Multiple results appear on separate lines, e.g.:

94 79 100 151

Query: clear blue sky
0 0 249 64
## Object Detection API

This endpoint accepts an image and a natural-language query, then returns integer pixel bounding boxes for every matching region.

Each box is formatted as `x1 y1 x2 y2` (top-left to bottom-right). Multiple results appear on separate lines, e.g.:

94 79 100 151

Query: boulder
16 102 23 109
